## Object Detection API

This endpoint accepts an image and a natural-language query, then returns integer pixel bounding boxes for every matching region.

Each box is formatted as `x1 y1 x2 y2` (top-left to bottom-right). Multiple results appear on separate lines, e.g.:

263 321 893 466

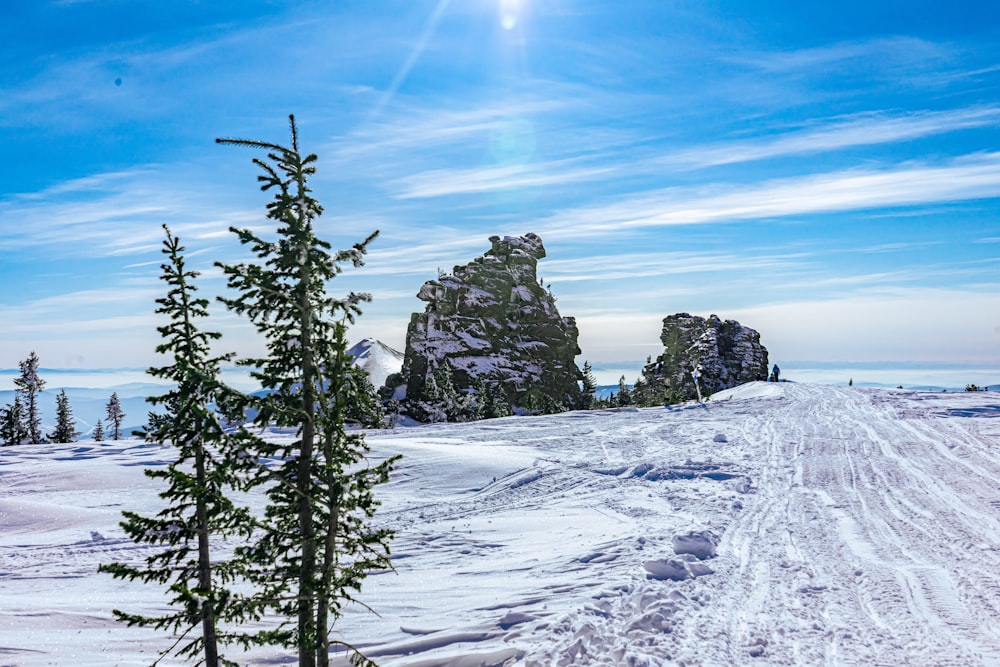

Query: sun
499 0 522 30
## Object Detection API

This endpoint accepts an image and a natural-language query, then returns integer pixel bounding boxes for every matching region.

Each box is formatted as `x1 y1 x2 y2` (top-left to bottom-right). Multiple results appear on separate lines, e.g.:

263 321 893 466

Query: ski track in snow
2 383 999 666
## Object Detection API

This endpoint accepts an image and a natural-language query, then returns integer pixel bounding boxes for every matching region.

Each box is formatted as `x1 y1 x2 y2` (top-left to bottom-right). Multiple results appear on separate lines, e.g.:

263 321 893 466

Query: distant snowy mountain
347 338 404 389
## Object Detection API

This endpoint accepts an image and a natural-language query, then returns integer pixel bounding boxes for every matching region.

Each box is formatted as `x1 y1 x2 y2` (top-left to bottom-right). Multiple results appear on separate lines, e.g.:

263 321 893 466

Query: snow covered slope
2 383 999 666
348 337 404 389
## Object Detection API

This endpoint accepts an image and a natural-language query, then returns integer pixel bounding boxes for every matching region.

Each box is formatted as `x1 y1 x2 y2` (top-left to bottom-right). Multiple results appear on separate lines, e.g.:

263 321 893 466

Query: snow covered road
2 382 999 666
707 384 1000 666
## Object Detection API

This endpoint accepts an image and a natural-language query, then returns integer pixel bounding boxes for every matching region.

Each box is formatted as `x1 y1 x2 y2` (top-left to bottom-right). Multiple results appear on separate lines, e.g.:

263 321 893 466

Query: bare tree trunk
298 233 318 667
317 453 340 667
298 415 316 667
195 440 220 666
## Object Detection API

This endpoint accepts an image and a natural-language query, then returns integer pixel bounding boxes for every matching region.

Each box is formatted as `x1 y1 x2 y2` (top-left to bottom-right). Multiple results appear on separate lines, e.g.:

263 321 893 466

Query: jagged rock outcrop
634 313 768 404
389 234 582 421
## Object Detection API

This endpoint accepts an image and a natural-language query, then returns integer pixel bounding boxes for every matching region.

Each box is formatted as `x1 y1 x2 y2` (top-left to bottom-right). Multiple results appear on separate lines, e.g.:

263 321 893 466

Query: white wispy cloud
362 234 493 275
535 152 1000 237
392 161 615 199
329 98 569 161
0 35 226 127
343 73 1000 198
1 6 396 133
665 106 1000 169
542 250 811 282
783 271 925 289
856 240 944 254
726 287 1000 363
0 167 260 258
729 36 950 75
0 286 160 315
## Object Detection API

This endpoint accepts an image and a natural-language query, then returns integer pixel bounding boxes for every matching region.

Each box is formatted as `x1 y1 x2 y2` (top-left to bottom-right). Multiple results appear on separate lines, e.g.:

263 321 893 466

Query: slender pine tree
580 361 598 409
106 392 125 440
616 375 633 406
415 368 443 422
216 116 398 667
99 226 255 667
14 351 45 444
49 389 79 443
431 364 465 422
93 418 105 442
343 365 386 428
472 377 488 420
475 375 513 420
0 396 28 446
489 384 512 418
411 363 473 423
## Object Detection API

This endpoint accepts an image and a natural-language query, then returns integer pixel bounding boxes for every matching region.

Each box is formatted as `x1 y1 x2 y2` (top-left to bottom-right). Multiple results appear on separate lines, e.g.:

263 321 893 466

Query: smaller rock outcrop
390 234 583 421
634 313 768 404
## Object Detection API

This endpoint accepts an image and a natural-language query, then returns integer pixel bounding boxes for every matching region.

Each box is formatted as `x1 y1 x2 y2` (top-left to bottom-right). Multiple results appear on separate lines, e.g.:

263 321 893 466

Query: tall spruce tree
216 116 398 667
343 365 386 428
580 361 598 409
0 396 28 446
106 392 125 440
14 351 45 444
424 363 467 422
488 382 512 419
49 389 78 443
616 375 633 406
100 226 255 667
471 377 489 421
476 375 512 420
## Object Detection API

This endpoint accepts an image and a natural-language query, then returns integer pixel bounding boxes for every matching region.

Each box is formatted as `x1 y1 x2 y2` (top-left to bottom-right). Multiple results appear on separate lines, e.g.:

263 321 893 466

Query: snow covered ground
2 382 999 666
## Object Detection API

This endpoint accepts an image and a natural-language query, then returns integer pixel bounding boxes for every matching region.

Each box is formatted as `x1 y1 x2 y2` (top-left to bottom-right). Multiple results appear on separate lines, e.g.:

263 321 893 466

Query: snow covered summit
346 337 404 389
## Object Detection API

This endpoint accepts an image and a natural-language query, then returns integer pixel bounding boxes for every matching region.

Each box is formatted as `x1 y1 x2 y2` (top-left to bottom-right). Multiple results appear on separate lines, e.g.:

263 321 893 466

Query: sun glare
499 0 522 30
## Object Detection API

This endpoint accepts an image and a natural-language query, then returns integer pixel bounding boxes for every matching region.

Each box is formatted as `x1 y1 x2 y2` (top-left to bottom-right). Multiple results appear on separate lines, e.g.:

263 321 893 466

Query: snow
511 285 533 302
347 338 404 389
710 380 785 401
3 382 1000 665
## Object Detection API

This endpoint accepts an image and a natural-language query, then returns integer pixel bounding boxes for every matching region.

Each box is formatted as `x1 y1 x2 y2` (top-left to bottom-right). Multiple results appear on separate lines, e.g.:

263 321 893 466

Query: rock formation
634 313 768 404
389 234 582 421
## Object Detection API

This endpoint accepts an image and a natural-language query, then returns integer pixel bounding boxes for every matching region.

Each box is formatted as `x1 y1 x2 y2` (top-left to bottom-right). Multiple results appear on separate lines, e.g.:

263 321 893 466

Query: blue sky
3 0 1000 386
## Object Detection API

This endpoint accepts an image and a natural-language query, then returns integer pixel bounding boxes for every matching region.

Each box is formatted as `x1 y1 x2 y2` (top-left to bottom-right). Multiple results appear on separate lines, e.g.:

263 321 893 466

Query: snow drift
2 383 1000 665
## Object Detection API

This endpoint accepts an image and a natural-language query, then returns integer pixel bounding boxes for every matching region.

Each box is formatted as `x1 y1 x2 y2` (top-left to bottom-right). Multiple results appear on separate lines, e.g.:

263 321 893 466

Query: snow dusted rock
393 234 583 420
643 554 715 582
685 557 715 578
635 313 769 404
643 558 692 582
672 530 719 560
347 338 404 389
748 637 769 657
